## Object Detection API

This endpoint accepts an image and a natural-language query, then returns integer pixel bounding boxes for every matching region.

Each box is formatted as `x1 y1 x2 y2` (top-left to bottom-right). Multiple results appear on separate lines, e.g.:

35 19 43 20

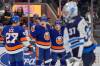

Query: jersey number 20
6 33 18 43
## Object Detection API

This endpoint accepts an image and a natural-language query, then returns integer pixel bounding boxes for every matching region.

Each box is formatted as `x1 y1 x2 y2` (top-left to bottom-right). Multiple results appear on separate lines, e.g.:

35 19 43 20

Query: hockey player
30 16 51 66
50 20 71 66
1 15 31 66
28 14 40 27
62 1 88 66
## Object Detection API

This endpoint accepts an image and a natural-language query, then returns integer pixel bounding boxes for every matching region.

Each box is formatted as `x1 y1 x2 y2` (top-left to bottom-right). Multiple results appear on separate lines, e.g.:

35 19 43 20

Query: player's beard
40 21 47 28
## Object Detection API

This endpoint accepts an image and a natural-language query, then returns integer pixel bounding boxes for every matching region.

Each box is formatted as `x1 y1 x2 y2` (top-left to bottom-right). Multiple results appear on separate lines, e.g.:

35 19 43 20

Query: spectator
0 0 3 10
1 6 12 25
15 7 24 17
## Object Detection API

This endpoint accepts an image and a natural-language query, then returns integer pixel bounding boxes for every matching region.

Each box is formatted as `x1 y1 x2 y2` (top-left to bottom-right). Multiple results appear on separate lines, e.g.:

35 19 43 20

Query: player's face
34 19 40 24
40 21 46 27
55 24 61 31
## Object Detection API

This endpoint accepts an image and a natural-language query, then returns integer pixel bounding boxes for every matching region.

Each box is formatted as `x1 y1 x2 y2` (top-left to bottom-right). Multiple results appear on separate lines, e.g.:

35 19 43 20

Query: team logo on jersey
44 32 50 40
56 36 63 44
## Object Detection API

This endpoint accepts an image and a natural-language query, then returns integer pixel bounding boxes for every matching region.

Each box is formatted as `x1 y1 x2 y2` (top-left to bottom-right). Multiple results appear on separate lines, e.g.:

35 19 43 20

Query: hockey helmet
62 1 78 20
54 20 62 30
40 16 48 22
33 14 39 20
55 20 62 26
10 15 20 23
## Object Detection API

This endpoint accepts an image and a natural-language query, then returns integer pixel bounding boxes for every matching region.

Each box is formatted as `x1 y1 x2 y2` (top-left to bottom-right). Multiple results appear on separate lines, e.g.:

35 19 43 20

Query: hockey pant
82 51 95 66
9 51 24 66
51 51 71 66
36 47 51 66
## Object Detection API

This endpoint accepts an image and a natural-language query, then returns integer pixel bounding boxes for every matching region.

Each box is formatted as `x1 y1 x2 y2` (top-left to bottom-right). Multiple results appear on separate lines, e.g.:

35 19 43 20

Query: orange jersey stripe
51 46 64 50
5 44 23 51
36 47 39 60
36 41 51 46
20 37 27 41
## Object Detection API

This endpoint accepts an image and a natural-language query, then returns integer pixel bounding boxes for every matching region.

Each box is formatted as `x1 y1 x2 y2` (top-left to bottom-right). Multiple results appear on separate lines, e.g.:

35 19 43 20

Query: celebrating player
50 20 71 66
1 15 31 66
30 16 51 66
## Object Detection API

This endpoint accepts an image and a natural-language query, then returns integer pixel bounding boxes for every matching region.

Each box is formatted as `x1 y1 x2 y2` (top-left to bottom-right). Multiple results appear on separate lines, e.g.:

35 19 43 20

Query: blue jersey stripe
70 42 84 49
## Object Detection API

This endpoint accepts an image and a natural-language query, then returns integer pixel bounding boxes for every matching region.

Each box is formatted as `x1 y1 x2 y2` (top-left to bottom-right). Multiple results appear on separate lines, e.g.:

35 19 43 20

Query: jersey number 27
6 33 18 43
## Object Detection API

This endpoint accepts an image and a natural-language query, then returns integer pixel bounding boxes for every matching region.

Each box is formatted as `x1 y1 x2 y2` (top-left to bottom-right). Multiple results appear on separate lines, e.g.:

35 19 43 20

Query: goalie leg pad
82 52 95 66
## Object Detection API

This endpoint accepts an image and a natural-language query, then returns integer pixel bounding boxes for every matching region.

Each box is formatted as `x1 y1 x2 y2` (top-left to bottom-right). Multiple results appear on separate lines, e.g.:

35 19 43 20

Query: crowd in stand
0 0 100 26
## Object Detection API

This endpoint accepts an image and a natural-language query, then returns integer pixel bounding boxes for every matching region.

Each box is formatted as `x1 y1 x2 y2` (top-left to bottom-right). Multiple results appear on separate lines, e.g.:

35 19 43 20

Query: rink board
0 47 36 66
0 46 100 66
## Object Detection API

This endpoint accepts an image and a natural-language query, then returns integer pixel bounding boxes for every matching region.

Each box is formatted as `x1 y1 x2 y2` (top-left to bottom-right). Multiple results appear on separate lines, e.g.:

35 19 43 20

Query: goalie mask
62 1 78 22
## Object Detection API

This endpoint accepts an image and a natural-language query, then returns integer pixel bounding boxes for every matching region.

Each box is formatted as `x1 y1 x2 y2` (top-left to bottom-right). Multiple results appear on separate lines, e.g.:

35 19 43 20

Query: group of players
1 1 97 66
